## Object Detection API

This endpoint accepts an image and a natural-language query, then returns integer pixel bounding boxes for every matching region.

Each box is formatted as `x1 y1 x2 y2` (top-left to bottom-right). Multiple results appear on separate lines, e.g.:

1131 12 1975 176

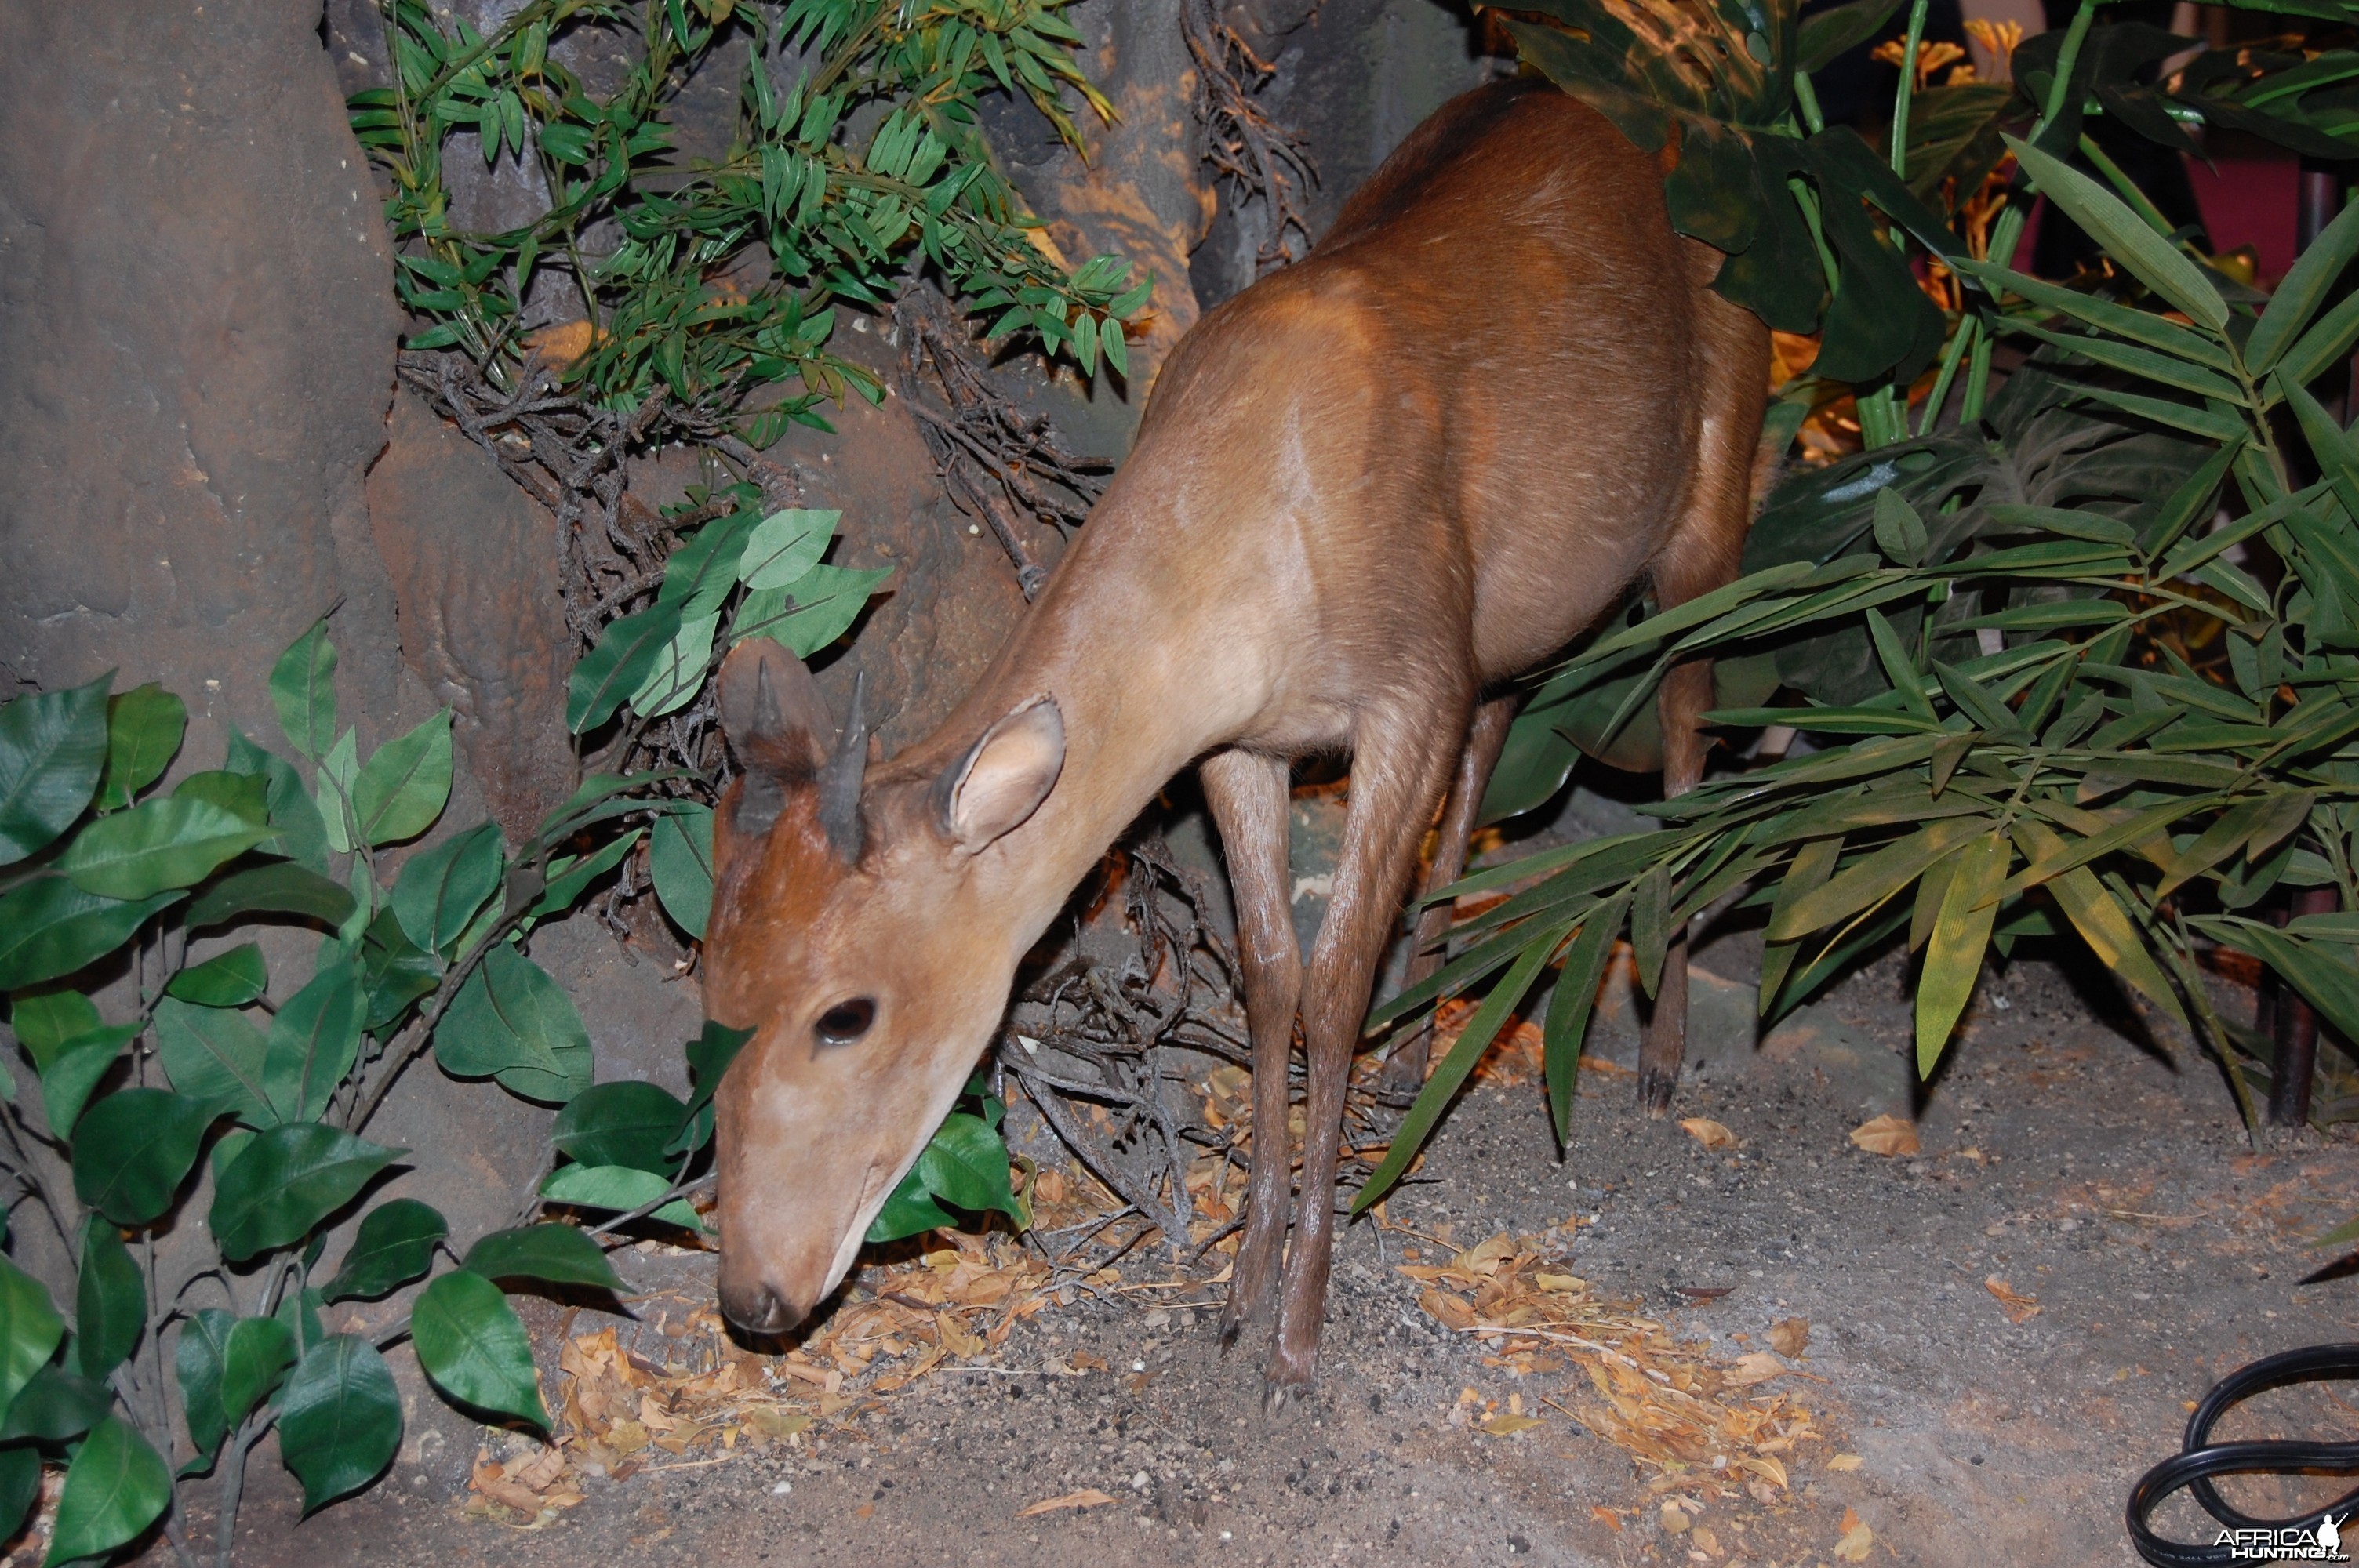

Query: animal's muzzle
718 1276 806 1337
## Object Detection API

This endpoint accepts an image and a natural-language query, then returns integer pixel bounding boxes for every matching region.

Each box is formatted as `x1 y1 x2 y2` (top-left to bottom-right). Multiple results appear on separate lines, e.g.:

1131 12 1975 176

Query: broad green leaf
261 957 365 1124
628 611 718 720
461 1224 624 1290
95 684 187 812
2007 138 2226 330
656 510 760 619
271 620 337 762
668 1020 754 1156
738 508 841 589
45 1415 169 1567
0 880 178 990
1355 937 1558 1214
152 997 273 1124
539 1163 702 1229
278 1336 402 1512
1870 488 1926 565
9 991 99 1069
166 942 268 1007
224 729 331 874
219 1316 296 1425
176 1308 234 1461
71 1088 218 1225
553 1081 689 1174
322 1198 449 1302
75 1216 143 1381
1915 831 2008 1076
865 1168 955 1242
0 1257 64 1417
0 674 111 866
567 603 685 735
392 822 503 956
210 1124 402 1263
729 564 890 657
358 909 440 1031
314 727 358 855
351 712 453 847
434 943 594 1103
0 1363 108 1443
58 795 273 900
906 1114 1020 1221
409 1269 548 1428
184 862 354 931
39 1023 134 1135
529 829 642 920
0 1448 38 1543
649 804 714 940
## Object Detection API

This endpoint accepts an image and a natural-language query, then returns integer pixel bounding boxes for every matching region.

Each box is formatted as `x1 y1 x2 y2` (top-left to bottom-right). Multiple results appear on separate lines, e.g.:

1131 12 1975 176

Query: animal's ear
716 638 829 837
935 696 1065 851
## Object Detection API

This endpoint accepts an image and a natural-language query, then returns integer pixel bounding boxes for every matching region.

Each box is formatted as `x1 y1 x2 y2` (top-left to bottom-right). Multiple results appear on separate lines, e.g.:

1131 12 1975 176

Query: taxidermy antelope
703 77 1769 1400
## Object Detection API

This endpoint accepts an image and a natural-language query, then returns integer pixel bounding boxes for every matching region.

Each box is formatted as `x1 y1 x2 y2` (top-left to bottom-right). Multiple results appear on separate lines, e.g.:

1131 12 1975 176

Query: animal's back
1135 78 1765 691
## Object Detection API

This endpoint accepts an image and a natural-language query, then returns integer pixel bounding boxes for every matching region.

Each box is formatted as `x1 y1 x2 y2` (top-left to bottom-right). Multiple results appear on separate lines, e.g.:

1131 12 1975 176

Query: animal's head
701 639 1066 1334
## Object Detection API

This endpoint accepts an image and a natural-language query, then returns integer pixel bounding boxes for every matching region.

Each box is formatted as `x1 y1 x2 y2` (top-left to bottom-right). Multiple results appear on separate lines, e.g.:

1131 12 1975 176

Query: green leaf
277 1336 402 1512
2005 137 2227 332
173 767 266 827
261 956 365 1125
0 1257 64 1417
433 943 594 1104
729 564 890 657
351 712 453 847
152 997 273 1125
628 612 718 720
656 510 760 619
668 1020 754 1156
9 991 99 1069
1630 861 1670 999
184 862 355 931
0 1363 108 1443
392 822 503 956
864 1168 956 1243
166 943 268 1007
0 674 111 866
75 1216 143 1381
358 909 441 1031
0 850 174 979
529 829 642 920
322 1198 449 1302
567 603 685 735
1915 831 2008 1076
1870 488 1927 566
176 1308 232 1461
39 1023 134 1136
538 1163 702 1229
2013 822 2186 1032
224 731 330 874
649 805 714 940
738 508 841 590
409 1269 548 1428
314 727 358 855
1767 817 1986 941
271 620 337 762
58 795 274 901
1797 0 1902 71
0 1448 41 1542
219 1316 296 1428
1355 938 1557 1214
554 1081 689 1174
1543 902 1623 1146
71 1089 219 1225
2248 191 2359 375
95 684 187 812
210 1124 402 1263
461 1224 624 1290
45 1415 169 1567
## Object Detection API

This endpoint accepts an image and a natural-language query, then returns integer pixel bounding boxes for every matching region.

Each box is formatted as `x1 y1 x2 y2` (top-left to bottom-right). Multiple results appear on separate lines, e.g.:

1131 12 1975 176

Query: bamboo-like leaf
1910 845 1963 955
2248 191 2359 375
1950 257 2234 369
1915 831 2009 1076
1544 902 1624 1145
1630 861 1671 999
1768 816 1986 942
1758 837 1840 1015
2007 138 2228 331
2013 822 2186 1031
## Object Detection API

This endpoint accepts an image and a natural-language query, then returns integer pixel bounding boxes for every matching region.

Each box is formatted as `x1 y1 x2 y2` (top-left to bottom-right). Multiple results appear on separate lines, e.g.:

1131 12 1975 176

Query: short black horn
816 671 868 862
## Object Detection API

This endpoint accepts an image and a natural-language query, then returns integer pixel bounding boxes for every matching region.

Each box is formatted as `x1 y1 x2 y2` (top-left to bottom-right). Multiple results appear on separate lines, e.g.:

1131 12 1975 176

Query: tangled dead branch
893 292 1114 600
1181 0 1319 274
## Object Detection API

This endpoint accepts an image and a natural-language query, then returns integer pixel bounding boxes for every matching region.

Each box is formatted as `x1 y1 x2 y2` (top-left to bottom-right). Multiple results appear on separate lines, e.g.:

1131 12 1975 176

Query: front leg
1270 706 1464 1406
1199 748 1302 1347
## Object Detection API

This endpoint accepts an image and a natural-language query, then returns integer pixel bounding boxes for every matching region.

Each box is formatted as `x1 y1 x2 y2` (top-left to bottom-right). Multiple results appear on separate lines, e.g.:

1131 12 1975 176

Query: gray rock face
0 0 406 754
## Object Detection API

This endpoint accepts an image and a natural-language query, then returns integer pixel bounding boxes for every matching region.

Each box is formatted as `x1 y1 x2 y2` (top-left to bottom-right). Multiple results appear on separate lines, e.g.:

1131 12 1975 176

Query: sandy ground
184 919 2359 1568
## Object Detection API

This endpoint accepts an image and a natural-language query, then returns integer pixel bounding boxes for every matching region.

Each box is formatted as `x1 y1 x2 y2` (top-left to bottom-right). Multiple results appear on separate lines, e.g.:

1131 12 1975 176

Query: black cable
2127 1343 2359 1566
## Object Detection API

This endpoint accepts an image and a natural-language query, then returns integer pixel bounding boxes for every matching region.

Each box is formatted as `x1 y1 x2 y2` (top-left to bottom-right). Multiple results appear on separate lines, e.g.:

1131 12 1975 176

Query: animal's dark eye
814 998 876 1047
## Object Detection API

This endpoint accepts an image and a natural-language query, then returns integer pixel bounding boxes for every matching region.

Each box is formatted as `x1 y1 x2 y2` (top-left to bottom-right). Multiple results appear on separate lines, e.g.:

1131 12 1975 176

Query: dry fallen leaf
507 1445 566 1493
1768 1316 1810 1358
1679 1117 1737 1150
469 1460 547 1519
1849 1114 1921 1156
1692 1526 1721 1556
1827 1453 1863 1472
1984 1276 2041 1324
1725 1351 1790 1386
1590 1505 1623 1532
522 318 598 368
1478 1414 1543 1436
1017 1489 1120 1517
1834 1506 1874 1562
1660 1503 1692 1534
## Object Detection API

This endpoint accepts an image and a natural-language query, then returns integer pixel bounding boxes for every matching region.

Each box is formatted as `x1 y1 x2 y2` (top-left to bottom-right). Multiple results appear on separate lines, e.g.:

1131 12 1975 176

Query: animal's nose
718 1276 805 1336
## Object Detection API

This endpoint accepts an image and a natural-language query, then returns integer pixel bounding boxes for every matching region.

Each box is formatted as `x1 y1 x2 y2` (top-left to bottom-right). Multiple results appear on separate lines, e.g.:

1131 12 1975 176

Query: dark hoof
1261 1376 1313 1423
1217 1312 1245 1355
1637 1069 1676 1116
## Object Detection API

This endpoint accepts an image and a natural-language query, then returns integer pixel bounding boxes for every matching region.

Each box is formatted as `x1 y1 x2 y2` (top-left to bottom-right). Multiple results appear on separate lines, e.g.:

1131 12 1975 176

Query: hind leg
1269 702 1466 1405
1379 694 1518 1098
1201 748 1303 1345
1637 295 1769 1115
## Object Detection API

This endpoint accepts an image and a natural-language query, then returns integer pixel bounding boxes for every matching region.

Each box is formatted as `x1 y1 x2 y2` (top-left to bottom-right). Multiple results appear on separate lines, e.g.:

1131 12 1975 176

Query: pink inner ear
950 699 1065 847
